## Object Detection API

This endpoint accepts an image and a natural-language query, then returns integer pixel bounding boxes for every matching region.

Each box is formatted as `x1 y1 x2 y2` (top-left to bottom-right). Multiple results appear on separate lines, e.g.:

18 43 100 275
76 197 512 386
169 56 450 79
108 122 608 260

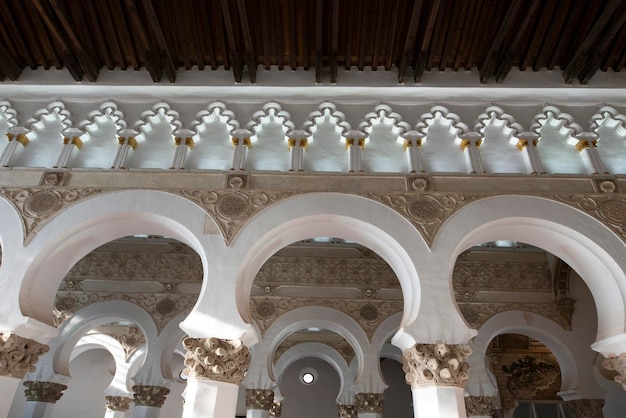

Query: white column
245 388 274 418
104 396 132 418
21 401 54 418
286 131 310 172
0 377 20 418
55 128 83 168
182 337 250 418
402 131 426 173
512 132 545 175
572 132 608 175
171 129 196 170
458 132 484 175
230 130 252 171
21 381 67 418
0 126 29 167
112 129 139 169
132 406 161 418
344 131 367 173
412 386 466 418
131 386 169 418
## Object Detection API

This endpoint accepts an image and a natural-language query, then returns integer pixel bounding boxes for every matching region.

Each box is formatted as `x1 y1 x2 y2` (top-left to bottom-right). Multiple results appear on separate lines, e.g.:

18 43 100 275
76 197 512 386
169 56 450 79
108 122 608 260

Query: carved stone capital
465 396 496 416
338 404 357 418
603 353 626 390
354 393 384 414
132 385 170 407
270 399 282 416
563 399 604 418
23 381 67 403
105 396 133 411
245 388 274 411
402 343 472 388
0 332 49 378
183 337 250 384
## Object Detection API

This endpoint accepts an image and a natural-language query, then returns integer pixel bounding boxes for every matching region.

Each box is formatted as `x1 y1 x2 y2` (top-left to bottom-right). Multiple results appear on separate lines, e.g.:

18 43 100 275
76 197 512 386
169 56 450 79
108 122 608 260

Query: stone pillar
354 393 384 418
0 332 49 418
22 381 67 418
182 337 250 418
465 396 496 418
458 132 485 175
105 396 132 418
245 388 274 418
402 343 472 418
132 385 169 418
338 404 357 418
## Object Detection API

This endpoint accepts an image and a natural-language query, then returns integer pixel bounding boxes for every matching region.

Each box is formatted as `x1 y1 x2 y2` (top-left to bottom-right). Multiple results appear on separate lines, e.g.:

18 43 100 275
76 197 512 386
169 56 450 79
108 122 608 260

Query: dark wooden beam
371 0 386 69
141 0 177 82
520 0 557 71
95 1 125 70
479 0 523 83
494 0 541 83
124 0 161 81
286 0 297 69
315 0 323 83
301 0 310 70
1 2 34 69
563 0 623 84
84 1 113 70
384 0 400 71
398 0 424 83
344 1 354 70
11 0 47 69
330 0 339 82
236 0 256 82
220 0 242 82
533 0 572 71
0 42 22 80
440 0 467 71
48 0 99 81
259 0 272 69
578 7 626 84
414 0 441 82
272 0 284 70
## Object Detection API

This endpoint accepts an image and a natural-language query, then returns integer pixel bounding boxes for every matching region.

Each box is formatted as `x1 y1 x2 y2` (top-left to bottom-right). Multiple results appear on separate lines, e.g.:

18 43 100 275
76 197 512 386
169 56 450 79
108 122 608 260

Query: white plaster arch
220 192 472 348
432 194 626 350
15 189 251 343
371 312 403 354
157 311 188 381
73 334 133 395
467 311 579 398
51 300 157 377
274 342 354 405
263 307 369 383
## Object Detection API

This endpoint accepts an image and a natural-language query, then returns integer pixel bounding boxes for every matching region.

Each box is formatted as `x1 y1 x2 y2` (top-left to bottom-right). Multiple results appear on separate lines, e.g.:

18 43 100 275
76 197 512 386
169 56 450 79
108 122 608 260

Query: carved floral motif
245 388 274 410
183 337 250 384
0 332 49 378
402 343 472 388
132 385 170 407
465 396 496 416
555 194 626 243
270 400 282 416
354 393 384 413
178 190 298 245
23 381 67 403
0 187 102 243
105 396 132 411
603 353 626 390
338 404 357 418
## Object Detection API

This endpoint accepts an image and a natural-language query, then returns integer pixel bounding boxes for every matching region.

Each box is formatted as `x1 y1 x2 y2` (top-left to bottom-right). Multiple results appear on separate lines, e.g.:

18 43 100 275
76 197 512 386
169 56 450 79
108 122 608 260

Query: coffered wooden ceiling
0 0 624 85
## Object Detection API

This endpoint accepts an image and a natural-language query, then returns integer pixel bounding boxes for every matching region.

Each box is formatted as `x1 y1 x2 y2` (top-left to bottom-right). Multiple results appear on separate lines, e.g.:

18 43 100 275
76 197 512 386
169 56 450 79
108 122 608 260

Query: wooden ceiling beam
440 0 468 71
47 0 99 81
84 1 113 70
398 0 423 83
141 0 177 83
563 0 624 84
236 0 256 82
479 0 523 84
11 1 47 69
384 0 400 71
330 0 338 83
124 0 161 81
220 0 242 82
414 0 441 82
197 0 216 70
371 0 386 69
1 2 34 70
0 42 22 80
344 1 354 71
259 0 272 70
315 0 323 83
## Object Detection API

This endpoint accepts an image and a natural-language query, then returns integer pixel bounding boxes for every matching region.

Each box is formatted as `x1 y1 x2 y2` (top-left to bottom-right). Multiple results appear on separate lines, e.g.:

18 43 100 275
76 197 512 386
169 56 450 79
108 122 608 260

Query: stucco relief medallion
217 194 251 219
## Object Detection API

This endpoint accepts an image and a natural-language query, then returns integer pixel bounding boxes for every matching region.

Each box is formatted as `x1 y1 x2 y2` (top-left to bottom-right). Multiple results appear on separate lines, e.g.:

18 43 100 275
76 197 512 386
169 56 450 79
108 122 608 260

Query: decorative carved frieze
338 404 357 418
270 399 282 417
178 189 299 245
105 395 132 411
366 193 484 244
0 187 102 243
0 332 49 378
563 399 604 418
603 353 626 390
23 381 67 403
245 388 274 410
465 396 496 416
454 260 551 292
274 335 355 365
183 337 250 384
402 343 472 388
354 393 384 414
458 301 574 331
555 194 626 243
132 385 170 407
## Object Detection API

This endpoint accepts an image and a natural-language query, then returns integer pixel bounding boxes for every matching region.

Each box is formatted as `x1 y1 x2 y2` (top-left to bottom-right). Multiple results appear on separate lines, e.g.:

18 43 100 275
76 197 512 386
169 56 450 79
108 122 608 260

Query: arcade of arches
1 78 626 418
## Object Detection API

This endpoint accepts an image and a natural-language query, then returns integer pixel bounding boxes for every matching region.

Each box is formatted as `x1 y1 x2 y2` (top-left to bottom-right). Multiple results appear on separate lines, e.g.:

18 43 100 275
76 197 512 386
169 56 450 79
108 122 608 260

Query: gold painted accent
117 136 138 149
175 137 195 149
459 137 483 151
403 138 422 151
16 133 29 146
515 139 528 152
63 136 83 149
287 138 309 149
6 133 13 142
575 140 591 153
231 137 252 149
345 138 365 150
174 137 182 146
